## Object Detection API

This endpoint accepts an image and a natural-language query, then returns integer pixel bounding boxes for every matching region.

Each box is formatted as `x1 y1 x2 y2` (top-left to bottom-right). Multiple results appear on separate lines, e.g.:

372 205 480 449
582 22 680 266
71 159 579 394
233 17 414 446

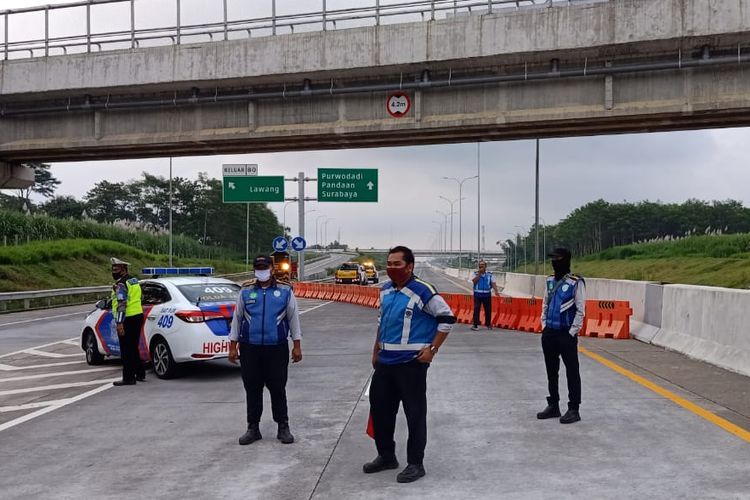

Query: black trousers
239 342 289 426
119 314 144 382
369 360 429 465
541 328 581 409
472 294 492 327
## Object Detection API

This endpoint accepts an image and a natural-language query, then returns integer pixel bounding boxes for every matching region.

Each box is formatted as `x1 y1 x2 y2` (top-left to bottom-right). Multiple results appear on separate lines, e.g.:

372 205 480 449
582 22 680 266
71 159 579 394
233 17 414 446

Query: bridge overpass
1 0 750 164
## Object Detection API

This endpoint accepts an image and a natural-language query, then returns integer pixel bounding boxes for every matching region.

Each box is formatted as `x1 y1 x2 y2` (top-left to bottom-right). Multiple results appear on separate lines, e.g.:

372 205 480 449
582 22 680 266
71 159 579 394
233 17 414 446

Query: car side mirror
94 299 108 310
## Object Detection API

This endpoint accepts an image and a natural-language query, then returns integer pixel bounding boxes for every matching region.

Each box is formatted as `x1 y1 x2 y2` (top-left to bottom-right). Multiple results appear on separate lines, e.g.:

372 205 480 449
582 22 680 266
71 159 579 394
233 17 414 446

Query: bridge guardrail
1 0 578 61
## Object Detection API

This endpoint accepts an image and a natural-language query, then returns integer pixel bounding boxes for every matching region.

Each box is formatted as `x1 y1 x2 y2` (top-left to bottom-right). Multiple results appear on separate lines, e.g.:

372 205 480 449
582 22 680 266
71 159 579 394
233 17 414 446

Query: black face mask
112 271 122 280
552 259 570 279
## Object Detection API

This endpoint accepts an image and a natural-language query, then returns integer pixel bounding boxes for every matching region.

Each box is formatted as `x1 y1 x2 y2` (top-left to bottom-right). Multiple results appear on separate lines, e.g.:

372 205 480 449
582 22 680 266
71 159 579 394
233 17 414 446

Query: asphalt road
0 265 749 499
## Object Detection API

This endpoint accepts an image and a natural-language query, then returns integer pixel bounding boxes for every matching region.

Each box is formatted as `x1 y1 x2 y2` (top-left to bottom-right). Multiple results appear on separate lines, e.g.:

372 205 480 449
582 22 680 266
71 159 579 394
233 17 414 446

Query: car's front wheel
151 337 178 379
84 329 104 365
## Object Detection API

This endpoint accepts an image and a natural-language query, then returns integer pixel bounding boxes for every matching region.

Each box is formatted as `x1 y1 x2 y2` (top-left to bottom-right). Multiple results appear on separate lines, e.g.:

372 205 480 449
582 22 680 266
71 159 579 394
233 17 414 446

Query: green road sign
317 168 378 202
223 176 284 203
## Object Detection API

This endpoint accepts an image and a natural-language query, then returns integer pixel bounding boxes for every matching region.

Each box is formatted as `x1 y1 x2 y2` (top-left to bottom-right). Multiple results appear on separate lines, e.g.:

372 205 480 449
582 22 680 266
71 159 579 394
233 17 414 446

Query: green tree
39 195 86 219
84 180 136 223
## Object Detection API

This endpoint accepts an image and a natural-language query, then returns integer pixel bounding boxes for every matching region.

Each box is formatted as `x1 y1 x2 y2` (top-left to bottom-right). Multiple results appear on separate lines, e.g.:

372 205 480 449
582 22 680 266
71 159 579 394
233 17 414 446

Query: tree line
0 164 283 255
502 199 750 266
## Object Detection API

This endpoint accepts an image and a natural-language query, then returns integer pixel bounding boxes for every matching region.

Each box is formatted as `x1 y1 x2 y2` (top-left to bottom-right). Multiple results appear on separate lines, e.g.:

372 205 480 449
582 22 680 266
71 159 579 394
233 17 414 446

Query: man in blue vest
537 247 585 424
363 246 456 483
228 255 302 445
470 260 500 331
110 257 145 386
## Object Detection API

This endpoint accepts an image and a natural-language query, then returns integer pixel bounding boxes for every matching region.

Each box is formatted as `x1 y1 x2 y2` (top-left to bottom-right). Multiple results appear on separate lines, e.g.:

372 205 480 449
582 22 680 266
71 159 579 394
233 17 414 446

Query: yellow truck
335 262 368 285
362 262 379 284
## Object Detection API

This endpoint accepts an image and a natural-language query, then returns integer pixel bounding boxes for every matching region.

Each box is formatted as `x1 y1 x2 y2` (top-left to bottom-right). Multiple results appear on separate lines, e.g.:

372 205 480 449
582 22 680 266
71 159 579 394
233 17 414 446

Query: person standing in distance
470 260 500 331
364 246 456 483
537 247 585 424
228 255 302 445
110 257 146 386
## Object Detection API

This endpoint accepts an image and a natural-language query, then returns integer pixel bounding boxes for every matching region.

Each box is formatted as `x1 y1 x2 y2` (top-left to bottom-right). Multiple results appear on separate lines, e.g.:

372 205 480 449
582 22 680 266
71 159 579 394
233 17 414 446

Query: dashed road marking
0 337 79 359
0 367 116 383
22 348 81 358
0 360 84 371
0 378 120 397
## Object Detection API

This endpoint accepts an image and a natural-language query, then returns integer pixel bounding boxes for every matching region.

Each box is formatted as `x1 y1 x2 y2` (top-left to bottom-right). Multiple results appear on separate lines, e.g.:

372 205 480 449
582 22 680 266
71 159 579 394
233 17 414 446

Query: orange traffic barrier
490 296 505 326
516 298 543 333
582 300 632 339
456 295 473 324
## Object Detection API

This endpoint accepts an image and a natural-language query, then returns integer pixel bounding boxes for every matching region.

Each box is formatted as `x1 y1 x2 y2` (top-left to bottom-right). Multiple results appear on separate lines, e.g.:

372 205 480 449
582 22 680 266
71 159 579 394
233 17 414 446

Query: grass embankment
566 234 750 289
0 239 247 292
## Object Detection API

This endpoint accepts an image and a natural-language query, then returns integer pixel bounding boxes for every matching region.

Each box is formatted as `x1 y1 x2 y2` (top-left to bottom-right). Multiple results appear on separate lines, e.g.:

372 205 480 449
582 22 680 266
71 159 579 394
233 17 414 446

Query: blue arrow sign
272 236 289 252
291 236 307 252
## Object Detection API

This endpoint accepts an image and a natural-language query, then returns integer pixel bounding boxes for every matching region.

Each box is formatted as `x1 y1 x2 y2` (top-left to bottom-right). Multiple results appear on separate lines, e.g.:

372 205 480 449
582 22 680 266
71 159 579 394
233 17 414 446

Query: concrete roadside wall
439 267 750 377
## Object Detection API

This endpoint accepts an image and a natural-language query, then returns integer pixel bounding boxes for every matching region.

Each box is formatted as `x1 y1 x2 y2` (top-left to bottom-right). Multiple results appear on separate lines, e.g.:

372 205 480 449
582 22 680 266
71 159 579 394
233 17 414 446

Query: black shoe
238 424 262 445
536 397 561 419
277 423 295 444
396 464 426 483
135 374 146 382
113 380 136 386
560 409 581 424
362 455 399 474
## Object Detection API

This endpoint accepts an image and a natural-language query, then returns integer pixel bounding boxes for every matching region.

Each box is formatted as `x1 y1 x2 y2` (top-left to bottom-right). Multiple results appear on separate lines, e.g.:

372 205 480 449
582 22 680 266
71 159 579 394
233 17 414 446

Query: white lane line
0 367 117 383
0 360 85 372
299 301 333 315
0 378 120 396
22 349 81 359
61 339 80 346
0 398 77 413
0 383 114 433
0 337 79 359
0 311 87 328
364 379 371 398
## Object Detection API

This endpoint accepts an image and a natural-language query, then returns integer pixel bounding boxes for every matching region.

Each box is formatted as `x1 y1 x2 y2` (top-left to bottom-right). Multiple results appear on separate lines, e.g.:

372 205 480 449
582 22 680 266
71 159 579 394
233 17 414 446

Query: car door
141 282 173 359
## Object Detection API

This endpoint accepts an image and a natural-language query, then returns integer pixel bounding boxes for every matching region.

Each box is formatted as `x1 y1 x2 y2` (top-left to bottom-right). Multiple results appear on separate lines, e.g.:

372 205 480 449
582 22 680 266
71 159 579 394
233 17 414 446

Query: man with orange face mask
363 246 455 483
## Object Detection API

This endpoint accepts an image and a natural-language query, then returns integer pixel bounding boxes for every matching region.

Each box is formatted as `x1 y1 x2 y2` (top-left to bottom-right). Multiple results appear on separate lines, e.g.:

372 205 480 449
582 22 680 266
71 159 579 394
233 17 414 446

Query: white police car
81 267 240 379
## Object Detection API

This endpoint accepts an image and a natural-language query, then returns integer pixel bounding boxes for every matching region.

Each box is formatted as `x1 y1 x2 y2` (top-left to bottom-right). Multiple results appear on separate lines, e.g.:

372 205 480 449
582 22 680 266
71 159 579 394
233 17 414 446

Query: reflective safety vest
237 282 292 345
111 277 143 319
544 274 583 331
473 271 494 295
378 277 438 365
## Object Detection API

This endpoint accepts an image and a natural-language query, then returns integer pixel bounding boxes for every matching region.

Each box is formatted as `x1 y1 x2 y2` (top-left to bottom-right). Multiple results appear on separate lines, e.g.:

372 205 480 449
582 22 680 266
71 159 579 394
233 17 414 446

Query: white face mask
255 269 272 281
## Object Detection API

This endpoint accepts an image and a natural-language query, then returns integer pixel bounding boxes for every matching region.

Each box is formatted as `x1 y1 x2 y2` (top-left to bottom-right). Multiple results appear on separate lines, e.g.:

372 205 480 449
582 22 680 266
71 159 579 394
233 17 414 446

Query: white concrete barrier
653 285 750 377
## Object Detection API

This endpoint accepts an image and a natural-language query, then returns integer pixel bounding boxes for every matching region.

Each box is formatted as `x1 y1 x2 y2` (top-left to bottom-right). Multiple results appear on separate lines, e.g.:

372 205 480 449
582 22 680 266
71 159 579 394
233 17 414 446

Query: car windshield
176 283 241 304
340 263 359 270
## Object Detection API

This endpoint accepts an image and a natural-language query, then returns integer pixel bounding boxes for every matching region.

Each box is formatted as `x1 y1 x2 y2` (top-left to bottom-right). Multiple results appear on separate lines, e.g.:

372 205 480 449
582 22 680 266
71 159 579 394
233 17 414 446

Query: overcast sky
5 1 750 251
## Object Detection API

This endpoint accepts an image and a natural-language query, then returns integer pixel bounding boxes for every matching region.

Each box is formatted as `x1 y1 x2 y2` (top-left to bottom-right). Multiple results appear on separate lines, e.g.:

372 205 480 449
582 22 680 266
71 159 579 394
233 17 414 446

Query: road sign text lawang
223 176 284 203
318 168 378 202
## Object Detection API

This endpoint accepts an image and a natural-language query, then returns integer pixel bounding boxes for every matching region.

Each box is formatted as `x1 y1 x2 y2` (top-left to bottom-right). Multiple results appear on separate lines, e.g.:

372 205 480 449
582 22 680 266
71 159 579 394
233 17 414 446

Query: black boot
396 464 426 483
113 379 136 386
277 423 295 444
362 455 399 474
536 397 561 419
560 407 581 424
238 424 262 445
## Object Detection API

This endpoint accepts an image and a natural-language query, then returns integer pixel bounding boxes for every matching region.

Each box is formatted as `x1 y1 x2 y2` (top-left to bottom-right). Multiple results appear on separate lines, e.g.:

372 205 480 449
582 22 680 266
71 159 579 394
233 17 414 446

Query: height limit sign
386 93 411 118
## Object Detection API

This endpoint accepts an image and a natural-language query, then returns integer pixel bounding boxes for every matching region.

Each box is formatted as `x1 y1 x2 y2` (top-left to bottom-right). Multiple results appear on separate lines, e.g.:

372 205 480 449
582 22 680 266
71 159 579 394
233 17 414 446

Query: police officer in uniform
110 257 145 386
470 260 500 331
537 247 585 424
229 255 302 446
364 246 456 483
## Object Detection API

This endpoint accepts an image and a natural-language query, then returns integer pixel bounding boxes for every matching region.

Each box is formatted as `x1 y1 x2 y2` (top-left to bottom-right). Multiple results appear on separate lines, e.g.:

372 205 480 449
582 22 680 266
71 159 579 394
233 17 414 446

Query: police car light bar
142 267 214 277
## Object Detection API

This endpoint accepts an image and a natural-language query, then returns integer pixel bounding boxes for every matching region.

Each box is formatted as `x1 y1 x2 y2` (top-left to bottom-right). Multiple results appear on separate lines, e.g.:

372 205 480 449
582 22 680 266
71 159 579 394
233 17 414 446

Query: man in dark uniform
537 247 585 424
229 255 302 445
110 257 146 386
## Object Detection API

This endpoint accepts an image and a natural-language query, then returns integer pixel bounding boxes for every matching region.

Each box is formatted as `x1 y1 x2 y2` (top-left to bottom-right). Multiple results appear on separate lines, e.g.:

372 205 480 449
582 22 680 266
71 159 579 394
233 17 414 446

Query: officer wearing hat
229 255 302 445
110 257 145 386
537 247 585 424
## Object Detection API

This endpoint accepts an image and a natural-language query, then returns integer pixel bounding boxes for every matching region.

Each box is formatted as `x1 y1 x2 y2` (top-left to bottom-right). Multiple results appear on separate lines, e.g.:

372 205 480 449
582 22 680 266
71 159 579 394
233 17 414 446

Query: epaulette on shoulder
568 274 582 281
276 280 292 289
127 277 139 285
241 279 257 288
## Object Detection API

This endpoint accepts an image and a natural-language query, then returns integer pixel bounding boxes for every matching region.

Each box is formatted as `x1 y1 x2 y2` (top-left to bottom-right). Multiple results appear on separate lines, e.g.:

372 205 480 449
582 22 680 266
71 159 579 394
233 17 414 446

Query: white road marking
0 378 120 397
364 380 371 398
299 301 333 315
0 360 85 371
0 383 114 432
0 367 117 383
61 339 80 346
22 349 81 359
0 398 77 413
0 311 87 328
0 337 79 359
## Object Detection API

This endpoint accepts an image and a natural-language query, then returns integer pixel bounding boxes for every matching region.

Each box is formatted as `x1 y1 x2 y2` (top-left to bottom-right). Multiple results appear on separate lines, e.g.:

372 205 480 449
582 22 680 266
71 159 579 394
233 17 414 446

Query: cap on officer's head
110 257 130 267
253 255 273 270
547 247 572 260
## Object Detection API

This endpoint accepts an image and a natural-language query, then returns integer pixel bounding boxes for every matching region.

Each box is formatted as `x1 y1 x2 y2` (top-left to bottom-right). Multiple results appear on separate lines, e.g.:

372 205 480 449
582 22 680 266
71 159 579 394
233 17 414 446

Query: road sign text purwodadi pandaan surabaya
318 168 378 202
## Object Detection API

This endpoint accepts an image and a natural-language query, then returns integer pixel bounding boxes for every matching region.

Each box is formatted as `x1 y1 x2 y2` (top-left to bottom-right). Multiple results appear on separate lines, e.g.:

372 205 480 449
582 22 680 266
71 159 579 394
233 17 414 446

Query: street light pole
315 214 326 248
534 138 540 279
323 218 334 248
436 210 449 253
444 175 478 270
283 200 296 234
439 195 460 253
